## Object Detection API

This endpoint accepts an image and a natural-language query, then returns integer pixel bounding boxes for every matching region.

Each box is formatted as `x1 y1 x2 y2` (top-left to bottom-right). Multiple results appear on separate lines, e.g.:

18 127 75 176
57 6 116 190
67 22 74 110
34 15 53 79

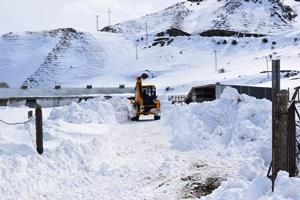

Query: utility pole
265 56 270 78
108 8 111 26
214 50 218 72
95 15 99 31
265 55 272 78
146 23 148 46
136 40 138 60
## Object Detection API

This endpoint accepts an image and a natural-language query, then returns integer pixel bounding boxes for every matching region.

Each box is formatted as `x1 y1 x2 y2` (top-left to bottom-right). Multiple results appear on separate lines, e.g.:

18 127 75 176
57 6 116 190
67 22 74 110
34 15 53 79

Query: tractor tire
131 115 139 121
154 115 160 120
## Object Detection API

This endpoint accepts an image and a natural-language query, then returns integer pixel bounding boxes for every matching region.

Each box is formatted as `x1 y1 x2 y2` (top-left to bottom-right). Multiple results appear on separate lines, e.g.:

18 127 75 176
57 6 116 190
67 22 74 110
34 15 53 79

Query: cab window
142 87 156 97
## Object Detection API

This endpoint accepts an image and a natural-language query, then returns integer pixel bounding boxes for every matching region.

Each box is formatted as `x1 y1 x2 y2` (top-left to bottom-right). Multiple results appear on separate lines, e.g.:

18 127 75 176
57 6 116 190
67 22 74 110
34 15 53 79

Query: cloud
0 0 181 34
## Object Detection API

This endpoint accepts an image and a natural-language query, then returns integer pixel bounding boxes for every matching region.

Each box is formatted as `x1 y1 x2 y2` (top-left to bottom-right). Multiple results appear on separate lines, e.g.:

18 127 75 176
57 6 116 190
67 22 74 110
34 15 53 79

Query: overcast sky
0 0 182 34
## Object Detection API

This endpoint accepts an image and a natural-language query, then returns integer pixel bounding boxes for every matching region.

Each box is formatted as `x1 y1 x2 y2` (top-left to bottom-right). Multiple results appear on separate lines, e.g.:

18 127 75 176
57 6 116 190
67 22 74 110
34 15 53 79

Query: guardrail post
35 105 43 155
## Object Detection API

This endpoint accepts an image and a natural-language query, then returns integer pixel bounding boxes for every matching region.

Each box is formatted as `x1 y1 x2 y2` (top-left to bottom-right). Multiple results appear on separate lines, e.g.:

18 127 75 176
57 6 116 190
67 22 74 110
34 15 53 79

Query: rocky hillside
0 28 135 88
0 28 111 88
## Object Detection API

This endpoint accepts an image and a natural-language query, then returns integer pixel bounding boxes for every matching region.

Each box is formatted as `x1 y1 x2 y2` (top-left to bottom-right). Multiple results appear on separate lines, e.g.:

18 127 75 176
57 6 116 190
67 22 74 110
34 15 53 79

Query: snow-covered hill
0 29 135 88
102 0 298 35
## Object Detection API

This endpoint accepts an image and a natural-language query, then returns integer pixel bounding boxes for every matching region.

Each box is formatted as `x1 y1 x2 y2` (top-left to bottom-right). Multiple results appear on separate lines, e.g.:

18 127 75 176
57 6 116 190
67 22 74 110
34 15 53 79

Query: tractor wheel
154 115 160 120
131 115 139 121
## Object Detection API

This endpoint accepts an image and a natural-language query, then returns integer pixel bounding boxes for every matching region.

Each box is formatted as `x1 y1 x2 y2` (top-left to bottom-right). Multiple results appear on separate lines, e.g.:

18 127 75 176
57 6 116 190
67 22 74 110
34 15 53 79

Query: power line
0 115 35 125
136 41 138 60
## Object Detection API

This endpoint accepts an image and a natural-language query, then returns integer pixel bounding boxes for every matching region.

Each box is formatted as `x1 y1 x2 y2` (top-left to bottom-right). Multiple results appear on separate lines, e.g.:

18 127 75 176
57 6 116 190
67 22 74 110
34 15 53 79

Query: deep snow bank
0 136 138 200
167 87 272 156
0 97 136 199
49 97 129 124
166 87 300 199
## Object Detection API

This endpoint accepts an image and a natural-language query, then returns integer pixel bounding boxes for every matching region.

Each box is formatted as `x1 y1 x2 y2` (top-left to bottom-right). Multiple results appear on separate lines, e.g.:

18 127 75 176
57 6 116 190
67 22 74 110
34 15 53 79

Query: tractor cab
142 85 157 105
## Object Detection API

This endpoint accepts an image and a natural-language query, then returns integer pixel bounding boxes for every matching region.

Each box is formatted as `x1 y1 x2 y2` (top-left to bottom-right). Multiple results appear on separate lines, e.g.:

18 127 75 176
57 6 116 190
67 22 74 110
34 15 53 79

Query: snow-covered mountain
0 29 135 88
102 0 298 35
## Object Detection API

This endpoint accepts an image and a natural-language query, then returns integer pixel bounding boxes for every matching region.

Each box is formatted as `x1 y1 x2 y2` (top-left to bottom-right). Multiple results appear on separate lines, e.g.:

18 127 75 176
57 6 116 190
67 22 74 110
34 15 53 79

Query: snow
166 87 272 168
205 171 300 200
49 97 129 124
0 31 61 87
105 0 297 35
0 97 204 199
0 88 299 199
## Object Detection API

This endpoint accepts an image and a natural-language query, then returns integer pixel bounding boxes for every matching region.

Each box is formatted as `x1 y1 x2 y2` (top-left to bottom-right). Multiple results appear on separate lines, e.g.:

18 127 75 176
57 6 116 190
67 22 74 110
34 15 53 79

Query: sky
0 0 181 34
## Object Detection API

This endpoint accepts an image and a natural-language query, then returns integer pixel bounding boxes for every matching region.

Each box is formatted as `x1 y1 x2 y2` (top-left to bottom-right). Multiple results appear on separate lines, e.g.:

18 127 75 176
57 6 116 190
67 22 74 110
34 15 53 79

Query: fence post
35 105 43 155
273 90 289 177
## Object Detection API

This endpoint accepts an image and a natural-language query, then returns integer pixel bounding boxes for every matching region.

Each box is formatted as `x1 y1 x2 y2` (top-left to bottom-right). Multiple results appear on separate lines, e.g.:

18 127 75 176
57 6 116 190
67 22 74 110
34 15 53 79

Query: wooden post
273 90 289 172
272 90 289 192
35 105 43 155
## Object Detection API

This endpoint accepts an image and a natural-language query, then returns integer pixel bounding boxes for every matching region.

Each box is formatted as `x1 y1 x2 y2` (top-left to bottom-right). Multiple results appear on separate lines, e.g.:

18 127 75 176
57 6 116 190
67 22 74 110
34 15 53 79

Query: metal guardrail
0 87 135 99
168 95 187 104
0 87 135 108
216 84 272 101
290 86 300 102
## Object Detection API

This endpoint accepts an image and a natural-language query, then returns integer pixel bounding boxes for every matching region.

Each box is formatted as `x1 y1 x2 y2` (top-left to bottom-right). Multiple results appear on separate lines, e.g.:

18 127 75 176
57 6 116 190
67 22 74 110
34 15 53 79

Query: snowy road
0 98 236 200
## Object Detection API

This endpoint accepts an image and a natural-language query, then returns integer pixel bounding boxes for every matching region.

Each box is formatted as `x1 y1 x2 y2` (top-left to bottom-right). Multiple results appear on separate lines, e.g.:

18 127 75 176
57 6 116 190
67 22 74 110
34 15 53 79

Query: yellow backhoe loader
129 77 161 121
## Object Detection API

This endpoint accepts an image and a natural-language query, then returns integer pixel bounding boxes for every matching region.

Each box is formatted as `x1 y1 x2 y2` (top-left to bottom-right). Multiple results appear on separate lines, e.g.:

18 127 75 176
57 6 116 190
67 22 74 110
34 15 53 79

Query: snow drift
49 97 130 124
167 87 272 154
166 87 300 200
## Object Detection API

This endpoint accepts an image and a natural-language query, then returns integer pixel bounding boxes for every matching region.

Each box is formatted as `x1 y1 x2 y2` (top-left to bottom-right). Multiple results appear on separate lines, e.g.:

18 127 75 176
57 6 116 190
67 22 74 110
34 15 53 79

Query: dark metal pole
271 59 281 192
287 102 297 177
35 105 43 155
272 60 281 99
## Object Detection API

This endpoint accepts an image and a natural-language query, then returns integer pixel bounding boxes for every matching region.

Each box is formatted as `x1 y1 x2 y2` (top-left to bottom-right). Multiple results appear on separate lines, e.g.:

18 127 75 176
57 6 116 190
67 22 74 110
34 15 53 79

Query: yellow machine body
130 77 161 121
